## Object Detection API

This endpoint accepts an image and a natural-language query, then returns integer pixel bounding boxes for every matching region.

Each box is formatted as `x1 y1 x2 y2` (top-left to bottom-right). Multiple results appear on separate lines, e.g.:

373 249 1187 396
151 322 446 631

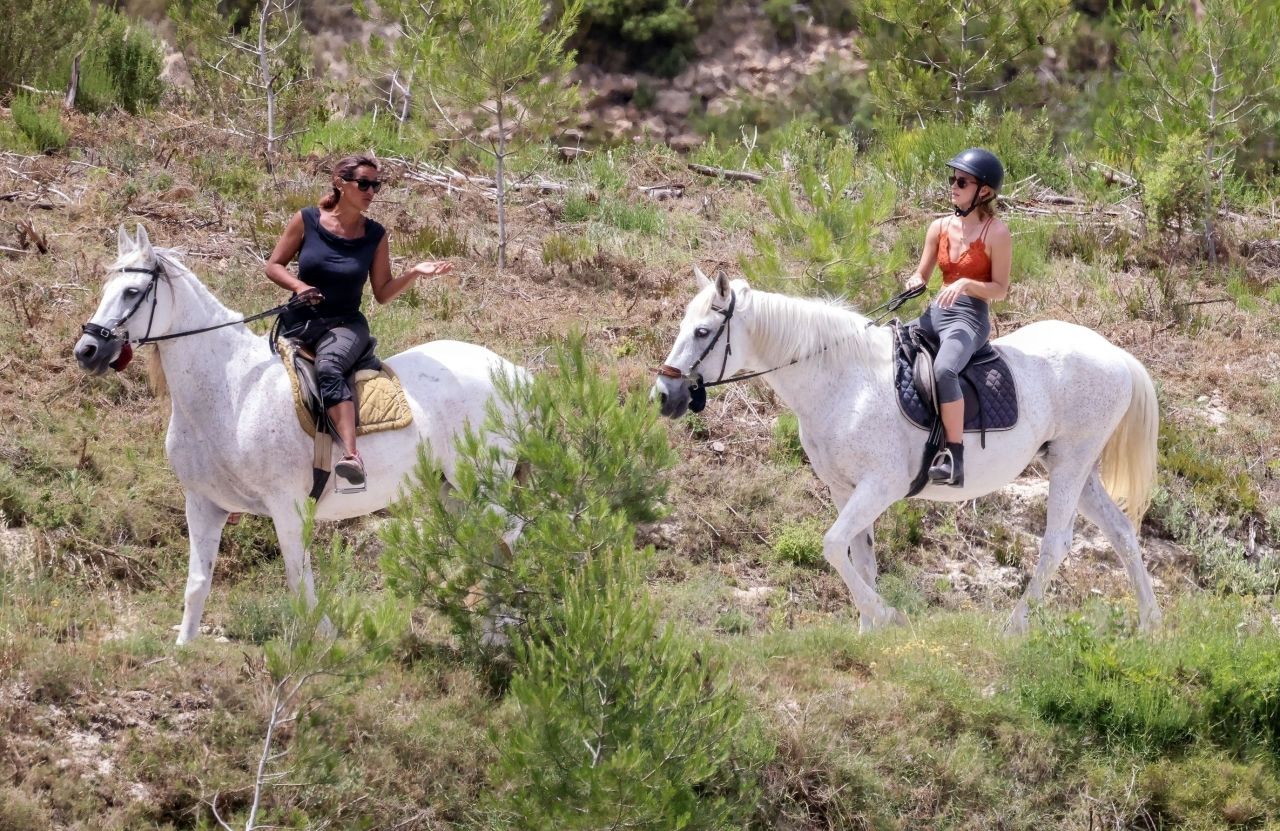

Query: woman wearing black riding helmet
904 148 1012 487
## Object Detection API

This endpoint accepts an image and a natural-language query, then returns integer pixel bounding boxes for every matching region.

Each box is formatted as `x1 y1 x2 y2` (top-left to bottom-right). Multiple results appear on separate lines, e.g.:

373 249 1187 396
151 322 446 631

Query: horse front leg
825 484 906 633
178 492 230 644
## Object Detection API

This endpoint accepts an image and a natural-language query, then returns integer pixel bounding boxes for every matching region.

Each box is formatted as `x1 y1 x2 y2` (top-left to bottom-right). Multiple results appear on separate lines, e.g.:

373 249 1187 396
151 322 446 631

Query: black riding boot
928 442 965 487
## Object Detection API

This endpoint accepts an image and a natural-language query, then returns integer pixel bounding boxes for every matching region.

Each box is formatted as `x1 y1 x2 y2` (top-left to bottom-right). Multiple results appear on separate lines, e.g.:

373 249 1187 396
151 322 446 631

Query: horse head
74 225 176 374
652 266 752 418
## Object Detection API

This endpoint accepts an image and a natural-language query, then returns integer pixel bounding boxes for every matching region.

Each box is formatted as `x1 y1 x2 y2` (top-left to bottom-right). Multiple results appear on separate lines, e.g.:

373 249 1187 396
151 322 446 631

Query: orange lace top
937 217 994 286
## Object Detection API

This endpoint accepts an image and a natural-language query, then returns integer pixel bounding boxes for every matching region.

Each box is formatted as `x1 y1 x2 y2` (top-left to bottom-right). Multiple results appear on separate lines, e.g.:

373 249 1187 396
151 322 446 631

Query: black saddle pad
893 323 1019 433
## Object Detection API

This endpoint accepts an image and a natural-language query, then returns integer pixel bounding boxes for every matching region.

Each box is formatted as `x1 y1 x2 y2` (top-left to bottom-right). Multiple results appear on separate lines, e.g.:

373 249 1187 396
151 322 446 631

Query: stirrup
928 448 962 487
334 452 367 493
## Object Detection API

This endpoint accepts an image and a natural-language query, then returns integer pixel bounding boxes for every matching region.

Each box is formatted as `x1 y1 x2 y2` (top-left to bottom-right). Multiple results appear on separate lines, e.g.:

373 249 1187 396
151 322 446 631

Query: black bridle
655 284 925 412
81 261 298 347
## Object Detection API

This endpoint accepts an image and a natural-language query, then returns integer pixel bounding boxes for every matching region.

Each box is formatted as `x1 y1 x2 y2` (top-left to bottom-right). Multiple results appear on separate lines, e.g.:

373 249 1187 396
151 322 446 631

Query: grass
1 108 1279 828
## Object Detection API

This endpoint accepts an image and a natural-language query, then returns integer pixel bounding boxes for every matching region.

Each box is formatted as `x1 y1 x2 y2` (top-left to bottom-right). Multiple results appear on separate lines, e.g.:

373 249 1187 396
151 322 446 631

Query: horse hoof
1004 609 1030 637
859 606 908 633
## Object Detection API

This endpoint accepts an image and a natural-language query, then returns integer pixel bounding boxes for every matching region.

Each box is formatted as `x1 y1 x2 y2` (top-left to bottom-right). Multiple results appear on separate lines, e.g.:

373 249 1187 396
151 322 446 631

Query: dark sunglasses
948 175 974 189
343 176 383 193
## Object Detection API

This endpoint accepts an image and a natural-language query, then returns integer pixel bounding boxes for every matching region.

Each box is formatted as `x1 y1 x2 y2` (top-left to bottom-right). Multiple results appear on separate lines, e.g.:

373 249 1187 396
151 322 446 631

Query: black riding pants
917 296 990 404
297 318 372 408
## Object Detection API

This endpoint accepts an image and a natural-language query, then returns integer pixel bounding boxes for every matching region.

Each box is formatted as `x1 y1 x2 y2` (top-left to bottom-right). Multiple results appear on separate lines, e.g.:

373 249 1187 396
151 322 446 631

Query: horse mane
746 287 890 375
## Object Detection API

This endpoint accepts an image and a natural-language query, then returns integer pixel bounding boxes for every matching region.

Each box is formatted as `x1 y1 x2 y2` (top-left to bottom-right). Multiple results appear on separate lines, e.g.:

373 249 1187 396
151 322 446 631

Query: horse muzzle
74 331 129 375
652 374 703 418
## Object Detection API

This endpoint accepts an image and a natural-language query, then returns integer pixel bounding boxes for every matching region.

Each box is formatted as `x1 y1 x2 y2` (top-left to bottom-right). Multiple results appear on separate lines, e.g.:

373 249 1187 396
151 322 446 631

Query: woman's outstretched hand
905 274 926 291
412 261 453 278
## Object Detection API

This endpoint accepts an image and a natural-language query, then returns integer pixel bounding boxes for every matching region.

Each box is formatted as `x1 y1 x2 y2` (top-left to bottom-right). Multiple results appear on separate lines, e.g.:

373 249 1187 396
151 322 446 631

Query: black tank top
295 206 386 319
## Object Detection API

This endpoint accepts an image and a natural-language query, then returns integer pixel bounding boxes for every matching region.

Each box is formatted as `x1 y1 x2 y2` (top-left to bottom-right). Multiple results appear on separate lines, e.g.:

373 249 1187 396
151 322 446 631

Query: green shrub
192 151 260 200
381 336 677 673
763 0 856 43
398 222 469 259
487 547 767 828
870 108 1070 202
564 193 664 234
225 590 289 645
66 10 164 114
10 94 67 153
1157 420 1259 521
771 521 825 568
571 0 717 76
0 117 35 153
743 137 899 301
1143 132 1212 237
877 500 927 563
0 0 90 93
541 231 594 268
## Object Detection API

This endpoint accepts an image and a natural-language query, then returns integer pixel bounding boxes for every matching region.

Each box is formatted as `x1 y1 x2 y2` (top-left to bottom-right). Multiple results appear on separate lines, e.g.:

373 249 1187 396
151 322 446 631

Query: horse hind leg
1006 449 1094 636
1077 469 1162 631
178 492 230 645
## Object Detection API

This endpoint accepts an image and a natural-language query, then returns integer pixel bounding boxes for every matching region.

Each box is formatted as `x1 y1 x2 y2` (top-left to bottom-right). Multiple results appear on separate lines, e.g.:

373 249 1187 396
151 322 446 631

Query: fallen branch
687 163 764 184
640 183 684 200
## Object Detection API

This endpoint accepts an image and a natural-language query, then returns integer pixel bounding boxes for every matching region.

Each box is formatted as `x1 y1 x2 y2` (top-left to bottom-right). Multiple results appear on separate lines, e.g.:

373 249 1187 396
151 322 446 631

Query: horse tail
1099 351 1159 528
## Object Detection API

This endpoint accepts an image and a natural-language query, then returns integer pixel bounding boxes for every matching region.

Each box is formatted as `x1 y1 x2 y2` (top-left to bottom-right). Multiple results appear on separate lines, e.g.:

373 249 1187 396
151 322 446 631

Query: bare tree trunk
1204 48 1220 265
258 0 277 173
495 98 507 272
63 51 82 111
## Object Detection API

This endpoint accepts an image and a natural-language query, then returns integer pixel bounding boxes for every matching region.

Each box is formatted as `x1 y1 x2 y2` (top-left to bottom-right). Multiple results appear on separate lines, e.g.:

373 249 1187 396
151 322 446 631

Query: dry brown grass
4 106 1280 828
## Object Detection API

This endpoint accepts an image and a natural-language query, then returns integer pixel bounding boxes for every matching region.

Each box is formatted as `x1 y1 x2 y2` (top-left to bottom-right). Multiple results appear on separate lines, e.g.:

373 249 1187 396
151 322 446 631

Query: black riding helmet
947 147 1004 217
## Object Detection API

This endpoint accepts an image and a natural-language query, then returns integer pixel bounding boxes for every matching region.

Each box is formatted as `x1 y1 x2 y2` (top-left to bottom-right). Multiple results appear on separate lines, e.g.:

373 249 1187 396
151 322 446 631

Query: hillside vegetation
2 0 1280 828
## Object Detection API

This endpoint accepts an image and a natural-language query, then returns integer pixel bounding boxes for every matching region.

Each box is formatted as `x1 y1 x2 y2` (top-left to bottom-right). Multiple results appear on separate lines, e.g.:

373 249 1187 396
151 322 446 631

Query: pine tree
373 0 585 270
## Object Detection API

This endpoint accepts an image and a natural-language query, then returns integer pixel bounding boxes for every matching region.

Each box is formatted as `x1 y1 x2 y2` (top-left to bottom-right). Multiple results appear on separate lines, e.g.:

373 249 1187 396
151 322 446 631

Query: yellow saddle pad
278 339 414 439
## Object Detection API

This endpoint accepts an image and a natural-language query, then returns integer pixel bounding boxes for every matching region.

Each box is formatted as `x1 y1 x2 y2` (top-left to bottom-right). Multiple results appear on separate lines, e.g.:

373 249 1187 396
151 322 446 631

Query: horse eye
694 327 710 338
123 288 140 298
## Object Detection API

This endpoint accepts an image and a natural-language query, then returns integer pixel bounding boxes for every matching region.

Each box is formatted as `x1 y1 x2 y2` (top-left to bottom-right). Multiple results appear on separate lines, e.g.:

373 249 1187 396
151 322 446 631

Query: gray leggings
917 296 990 403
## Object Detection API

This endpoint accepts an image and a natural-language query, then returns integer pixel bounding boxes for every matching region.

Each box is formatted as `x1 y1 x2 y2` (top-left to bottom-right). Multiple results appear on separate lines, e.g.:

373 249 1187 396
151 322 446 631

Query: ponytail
319 186 341 210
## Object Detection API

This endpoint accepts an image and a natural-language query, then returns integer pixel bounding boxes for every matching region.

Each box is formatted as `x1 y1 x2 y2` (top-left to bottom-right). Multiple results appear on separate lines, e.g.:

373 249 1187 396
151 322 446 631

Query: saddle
276 338 413 498
892 321 1019 497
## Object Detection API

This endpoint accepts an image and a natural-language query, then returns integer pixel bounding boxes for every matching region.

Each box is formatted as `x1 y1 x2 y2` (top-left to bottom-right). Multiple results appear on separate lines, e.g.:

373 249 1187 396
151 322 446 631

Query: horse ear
714 270 731 298
693 264 711 290
117 225 132 255
135 224 152 256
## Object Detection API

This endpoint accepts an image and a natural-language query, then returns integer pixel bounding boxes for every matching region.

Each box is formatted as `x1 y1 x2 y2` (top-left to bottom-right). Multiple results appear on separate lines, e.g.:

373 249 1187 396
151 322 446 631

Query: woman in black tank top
266 154 453 486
